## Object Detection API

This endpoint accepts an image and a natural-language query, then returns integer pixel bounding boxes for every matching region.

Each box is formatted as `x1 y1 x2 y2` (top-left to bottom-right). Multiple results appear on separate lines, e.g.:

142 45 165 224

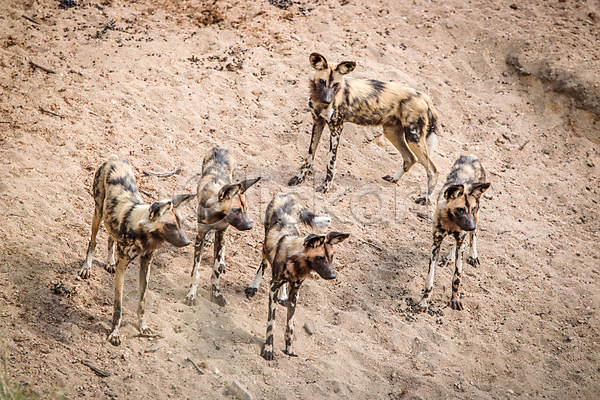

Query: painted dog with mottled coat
417 155 490 311
289 53 440 204
185 147 260 307
257 193 349 360
79 155 195 345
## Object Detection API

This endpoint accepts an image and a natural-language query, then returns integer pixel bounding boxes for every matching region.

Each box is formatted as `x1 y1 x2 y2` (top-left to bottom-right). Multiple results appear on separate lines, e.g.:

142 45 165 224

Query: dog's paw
382 175 398 183
414 197 431 206
140 324 152 335
282 349 298 358
245 286 258 299
316 183 331 193
261 346 274 361
277 298 288 307
288 174 305 186
105 264 116 274
108 331 121 346
466 256 480 267
78 267 91 279
450 299 464 311
212 293 227 307
184 293 197 306
413 299 429 313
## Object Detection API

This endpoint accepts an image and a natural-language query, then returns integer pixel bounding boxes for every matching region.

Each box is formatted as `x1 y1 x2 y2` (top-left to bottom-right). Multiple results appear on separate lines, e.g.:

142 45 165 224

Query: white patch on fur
320 105 334 122
427 132 438 155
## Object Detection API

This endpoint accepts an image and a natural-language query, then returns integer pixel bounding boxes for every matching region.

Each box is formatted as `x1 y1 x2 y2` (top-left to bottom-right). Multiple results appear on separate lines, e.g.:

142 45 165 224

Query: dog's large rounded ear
326 231 350 245
470 182 490 198
149 200 172 220
172 193 196 208
303 233 326 248
310 53 328 70
218 184 240 201
240 177 261 194
443 184 465 201
335 61 356 75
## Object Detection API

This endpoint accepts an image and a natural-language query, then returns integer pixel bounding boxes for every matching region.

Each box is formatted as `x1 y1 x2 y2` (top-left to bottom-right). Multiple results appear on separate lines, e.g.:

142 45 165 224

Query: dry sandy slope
1 0 599 399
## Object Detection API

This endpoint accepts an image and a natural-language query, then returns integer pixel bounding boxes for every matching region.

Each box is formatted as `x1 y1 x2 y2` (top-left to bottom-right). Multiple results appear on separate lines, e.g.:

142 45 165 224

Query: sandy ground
1 0 600 399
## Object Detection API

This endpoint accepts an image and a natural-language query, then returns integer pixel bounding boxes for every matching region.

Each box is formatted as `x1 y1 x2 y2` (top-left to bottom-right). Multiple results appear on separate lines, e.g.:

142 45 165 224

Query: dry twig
29 60 56 74
81 360 110 377
185 357 204 375
358 238 384 252
22 15 40 25
40 107 65 119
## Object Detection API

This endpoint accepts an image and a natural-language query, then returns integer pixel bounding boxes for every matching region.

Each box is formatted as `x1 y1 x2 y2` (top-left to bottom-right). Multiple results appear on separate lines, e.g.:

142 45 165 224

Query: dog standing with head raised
416 155 490 311
289 52 439 204
185 147 260 307
79 155 195 345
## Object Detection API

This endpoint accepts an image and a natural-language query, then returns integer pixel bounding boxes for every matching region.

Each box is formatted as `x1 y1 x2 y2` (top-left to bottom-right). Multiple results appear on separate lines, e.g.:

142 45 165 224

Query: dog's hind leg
79 207 103 279
382 124 417 185
210 229 227 307
108 253 132 346
106 237 116 273
137 252 155 334
409 139 438 205
246 247 268 299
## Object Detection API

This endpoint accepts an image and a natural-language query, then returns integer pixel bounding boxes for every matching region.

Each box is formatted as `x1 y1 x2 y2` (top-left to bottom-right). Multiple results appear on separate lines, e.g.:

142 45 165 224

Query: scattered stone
144 344 163 353
228 380 253 400
303 323 313 335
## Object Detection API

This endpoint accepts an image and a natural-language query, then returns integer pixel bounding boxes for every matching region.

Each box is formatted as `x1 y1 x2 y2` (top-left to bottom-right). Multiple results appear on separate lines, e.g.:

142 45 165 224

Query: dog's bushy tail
299 210 331 232
425 97 439 155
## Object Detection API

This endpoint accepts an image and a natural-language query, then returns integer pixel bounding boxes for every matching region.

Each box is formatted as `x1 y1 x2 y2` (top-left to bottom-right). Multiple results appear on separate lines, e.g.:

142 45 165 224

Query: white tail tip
426 132 438 155
312 216 331 229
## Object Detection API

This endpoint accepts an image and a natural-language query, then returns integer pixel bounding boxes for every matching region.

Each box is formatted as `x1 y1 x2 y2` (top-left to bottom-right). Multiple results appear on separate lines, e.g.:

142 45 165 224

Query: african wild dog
185 147 260 307
79 155 195 346
289 53 440 204
245 194 331 303
416 155 490 311
257 193 349 360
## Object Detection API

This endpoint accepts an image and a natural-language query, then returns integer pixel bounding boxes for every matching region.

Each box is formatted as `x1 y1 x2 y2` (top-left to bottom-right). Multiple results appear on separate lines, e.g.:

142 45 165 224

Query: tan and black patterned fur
257 193 349 360
417 155 490 311
79 155 195 346
185 148 260 307
289 53 440 204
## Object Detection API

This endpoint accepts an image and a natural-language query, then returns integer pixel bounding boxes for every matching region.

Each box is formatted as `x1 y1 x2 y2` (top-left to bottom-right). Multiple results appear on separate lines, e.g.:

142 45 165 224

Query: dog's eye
318 79 326 86
165 223 177 230
315 255 325 261
333 82 340 89
455 207 465 214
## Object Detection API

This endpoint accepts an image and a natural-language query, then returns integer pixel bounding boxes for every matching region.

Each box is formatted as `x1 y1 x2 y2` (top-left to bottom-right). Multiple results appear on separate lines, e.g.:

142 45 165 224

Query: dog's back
438 155 486 201
93 156 143 236
263 194 330 265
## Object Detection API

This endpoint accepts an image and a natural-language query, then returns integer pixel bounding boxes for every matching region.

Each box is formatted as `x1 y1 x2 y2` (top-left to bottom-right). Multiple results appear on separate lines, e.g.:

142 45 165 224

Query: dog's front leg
289 117 325 186
210 229 227 307
186 227 210 305
137 251 156 334
450 232 467 310
108 253 132 346
416 232 445 310
317 121 342 193
282 280 302 358
466 230 479 267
